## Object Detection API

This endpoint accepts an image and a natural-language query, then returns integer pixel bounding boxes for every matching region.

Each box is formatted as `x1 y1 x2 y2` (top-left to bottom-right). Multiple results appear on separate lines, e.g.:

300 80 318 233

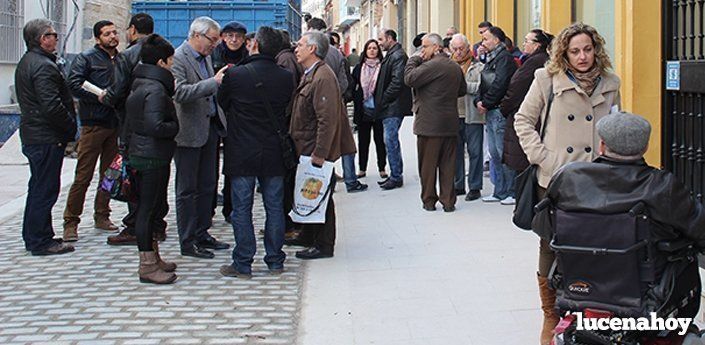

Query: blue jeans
229 176 286 274
342 154 359 189
22 144 65 251
455 120 484 192
485 109 516 199
382 117 404 182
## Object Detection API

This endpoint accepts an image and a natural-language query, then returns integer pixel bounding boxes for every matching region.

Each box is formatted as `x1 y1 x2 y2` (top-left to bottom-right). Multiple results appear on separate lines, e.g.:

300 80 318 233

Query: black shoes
380 179 403 190
181 245 215 259
443 205 456 213
465 189 481 201
423 204 437 211
295 247 333 260
377 177 389 185
197 237 230 250
284 237 313 247
455 189 466 196
347 182 368 193
219 264 252 279
31 241 75 256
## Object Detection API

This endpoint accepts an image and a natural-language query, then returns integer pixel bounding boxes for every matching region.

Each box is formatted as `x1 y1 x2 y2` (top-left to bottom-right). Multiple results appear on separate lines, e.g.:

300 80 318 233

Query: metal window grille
46 0 67 49
0 0 24 63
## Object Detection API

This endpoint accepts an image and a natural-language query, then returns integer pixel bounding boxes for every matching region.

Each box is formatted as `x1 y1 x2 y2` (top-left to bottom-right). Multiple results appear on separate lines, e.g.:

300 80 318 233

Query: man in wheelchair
533 112 705 344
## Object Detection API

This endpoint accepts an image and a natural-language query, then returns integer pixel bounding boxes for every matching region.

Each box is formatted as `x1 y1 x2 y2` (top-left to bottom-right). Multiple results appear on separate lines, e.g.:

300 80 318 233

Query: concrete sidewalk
298 121 543 344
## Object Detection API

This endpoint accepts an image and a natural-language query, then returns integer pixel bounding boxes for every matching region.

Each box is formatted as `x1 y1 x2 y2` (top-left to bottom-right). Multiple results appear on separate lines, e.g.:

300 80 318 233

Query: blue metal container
132 0 302 47
0 108 20 145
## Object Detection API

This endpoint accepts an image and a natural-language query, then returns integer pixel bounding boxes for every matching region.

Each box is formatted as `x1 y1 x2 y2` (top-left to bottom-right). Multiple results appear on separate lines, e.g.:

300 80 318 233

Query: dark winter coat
124 64 179 160
15 48 76 145
374 43 413 119
218 54 295 177
67 45 118 128
474 44 517 110
500 50 549 171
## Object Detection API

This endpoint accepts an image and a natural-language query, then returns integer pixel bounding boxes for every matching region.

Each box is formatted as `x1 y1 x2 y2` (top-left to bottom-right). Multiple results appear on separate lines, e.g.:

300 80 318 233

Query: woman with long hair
514 23 621 345
351 39 387 179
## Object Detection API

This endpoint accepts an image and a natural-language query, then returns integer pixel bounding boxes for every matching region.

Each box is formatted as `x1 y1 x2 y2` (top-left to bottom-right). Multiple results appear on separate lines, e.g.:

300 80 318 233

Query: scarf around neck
360 58 381 101
567 65 602 96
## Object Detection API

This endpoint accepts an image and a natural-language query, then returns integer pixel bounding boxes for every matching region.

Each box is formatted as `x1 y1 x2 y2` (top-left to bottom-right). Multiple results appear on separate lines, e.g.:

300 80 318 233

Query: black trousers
135 165 170 251
357 120 386 172
296 172 336 254
284 167 298 231
213 140 232 219
174 123 219 249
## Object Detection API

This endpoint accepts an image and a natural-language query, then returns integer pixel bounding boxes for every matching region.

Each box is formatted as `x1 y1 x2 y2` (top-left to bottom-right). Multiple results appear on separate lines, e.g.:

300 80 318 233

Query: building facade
0 0 132 105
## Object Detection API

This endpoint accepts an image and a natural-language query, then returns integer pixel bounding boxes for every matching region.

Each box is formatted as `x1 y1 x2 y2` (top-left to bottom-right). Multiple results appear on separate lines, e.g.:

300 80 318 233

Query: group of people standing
13 13 363 284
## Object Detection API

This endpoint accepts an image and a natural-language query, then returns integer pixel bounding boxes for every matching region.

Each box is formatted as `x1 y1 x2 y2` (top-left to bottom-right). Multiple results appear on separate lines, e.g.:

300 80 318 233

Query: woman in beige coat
514 23 621 345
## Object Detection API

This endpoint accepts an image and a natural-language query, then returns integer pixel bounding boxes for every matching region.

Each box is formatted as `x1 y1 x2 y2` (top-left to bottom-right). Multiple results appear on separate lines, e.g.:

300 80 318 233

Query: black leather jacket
67 45 118 128
535 156 705 249
14 48 76 145
103 37 145 116
374 43 412 119
124 64 179 160
474 44 517 110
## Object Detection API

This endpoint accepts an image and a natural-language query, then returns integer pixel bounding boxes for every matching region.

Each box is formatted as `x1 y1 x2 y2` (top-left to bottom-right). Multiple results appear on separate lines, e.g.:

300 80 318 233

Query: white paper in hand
82 81 105 97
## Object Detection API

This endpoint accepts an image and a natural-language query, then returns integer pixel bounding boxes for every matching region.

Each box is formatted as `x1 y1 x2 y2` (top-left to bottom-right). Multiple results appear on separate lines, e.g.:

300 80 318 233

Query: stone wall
80 0 132 51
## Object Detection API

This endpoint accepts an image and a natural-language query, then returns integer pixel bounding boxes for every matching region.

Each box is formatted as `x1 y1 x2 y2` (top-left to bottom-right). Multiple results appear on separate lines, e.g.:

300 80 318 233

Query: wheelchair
533 199 705 345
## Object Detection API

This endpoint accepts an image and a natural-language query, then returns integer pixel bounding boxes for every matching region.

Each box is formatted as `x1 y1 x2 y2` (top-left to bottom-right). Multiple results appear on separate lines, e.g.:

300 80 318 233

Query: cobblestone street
0 170 304 344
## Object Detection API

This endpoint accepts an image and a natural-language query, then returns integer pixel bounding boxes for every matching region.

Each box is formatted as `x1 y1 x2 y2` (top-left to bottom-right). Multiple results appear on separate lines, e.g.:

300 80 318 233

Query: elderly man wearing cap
213 21 248 71
537 112 705 251
533 112 705 325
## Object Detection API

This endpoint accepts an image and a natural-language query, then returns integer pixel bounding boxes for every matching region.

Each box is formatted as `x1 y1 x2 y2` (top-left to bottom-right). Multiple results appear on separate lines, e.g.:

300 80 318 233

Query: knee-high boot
538 274 560 345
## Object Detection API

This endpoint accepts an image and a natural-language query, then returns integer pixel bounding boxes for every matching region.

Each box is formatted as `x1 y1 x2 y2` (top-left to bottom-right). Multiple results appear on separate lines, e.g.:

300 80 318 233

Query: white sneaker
500 196 516 205
482 195 501 203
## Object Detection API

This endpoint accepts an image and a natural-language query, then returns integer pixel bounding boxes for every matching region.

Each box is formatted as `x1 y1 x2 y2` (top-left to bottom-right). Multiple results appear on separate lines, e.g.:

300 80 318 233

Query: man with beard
100 13 161 246
63 20 121 242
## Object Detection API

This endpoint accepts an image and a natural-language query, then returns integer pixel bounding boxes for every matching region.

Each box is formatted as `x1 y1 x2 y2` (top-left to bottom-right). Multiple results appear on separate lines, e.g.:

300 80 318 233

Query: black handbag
244 64 299 170
512 89 553 230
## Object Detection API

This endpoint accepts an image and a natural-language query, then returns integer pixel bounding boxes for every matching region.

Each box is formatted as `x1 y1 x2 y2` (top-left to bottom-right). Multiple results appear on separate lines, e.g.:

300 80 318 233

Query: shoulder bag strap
244 64 287 137
539 81 554 142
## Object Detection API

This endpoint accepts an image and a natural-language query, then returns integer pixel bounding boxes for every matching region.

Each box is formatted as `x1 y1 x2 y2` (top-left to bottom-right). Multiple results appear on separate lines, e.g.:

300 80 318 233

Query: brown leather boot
538 274 560 345
138 252 177 284
94 217 118 231
107 228 137 246
152 241 177 272
63 223 78 242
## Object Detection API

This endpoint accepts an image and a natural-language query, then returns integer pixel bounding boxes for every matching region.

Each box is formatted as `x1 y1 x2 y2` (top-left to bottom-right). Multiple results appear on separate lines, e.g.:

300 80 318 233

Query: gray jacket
172 42 227 148
464 61 485 125
324 47 348 94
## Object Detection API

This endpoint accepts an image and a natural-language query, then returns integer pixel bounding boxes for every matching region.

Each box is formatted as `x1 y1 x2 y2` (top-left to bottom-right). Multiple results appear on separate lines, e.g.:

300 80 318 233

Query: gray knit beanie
596 112 651 156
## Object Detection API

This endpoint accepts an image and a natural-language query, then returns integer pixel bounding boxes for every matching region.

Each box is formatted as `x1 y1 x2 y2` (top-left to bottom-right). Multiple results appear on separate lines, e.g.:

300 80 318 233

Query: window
45 0 67 47
573 0 615 63
515 0 541 45
0 0 24 63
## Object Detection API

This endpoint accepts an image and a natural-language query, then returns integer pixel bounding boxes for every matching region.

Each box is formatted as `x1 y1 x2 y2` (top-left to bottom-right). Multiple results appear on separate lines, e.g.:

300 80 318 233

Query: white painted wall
0 0 85 105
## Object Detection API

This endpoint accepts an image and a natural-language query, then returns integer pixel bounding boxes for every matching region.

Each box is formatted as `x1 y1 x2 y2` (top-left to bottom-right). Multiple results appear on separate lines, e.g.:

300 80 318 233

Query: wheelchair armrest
629 201 647 217
657 239 694 253
550 239 648 255
534 198 552 213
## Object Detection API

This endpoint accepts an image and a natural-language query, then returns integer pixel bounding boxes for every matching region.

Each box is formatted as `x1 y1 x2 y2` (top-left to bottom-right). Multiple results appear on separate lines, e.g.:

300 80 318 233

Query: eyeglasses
223 32 245 41
43 32 58 39
201 33 220 45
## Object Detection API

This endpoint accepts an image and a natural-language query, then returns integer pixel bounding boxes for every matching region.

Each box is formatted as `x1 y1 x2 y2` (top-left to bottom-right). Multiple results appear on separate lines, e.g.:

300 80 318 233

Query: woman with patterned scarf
514 23 621 345
351 39 387 179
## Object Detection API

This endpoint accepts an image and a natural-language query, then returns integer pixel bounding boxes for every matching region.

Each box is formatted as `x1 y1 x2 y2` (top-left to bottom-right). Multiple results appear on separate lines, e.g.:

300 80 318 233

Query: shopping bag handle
291 179 334 217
